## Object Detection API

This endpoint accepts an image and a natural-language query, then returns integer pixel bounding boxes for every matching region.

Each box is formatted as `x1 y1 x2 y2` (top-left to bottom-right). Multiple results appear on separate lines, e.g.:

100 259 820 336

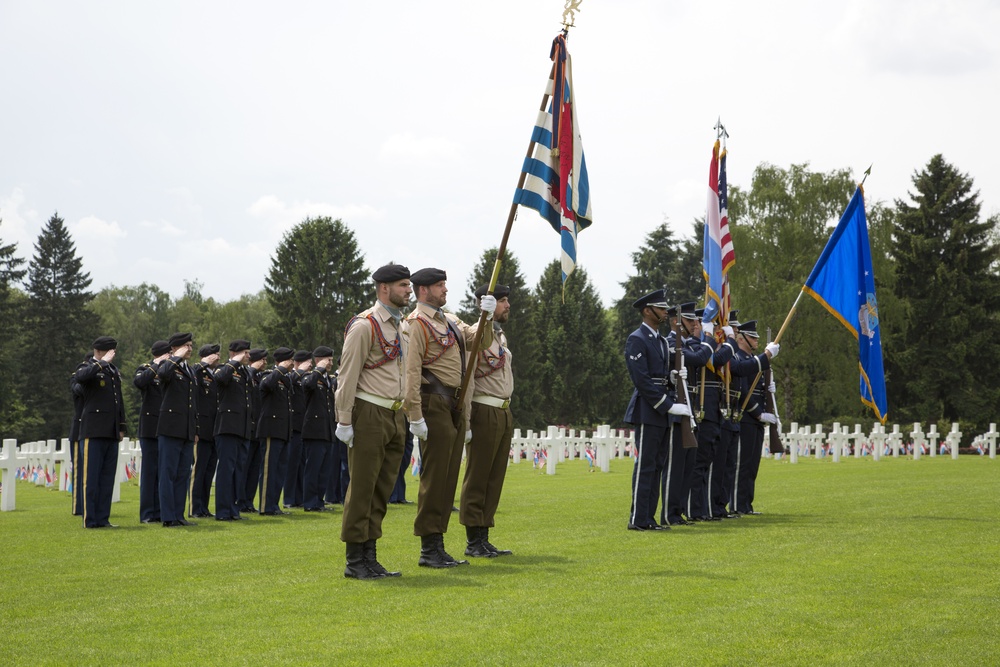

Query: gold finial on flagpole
562 0 583 33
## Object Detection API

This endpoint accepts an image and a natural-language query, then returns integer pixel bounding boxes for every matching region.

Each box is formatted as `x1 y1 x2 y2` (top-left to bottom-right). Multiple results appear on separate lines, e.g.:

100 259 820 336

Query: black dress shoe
627 523 649 531
141 518 160 524
216 516 235 521
669 519 693 526
650 523 671 530
98 522 119 528
163 520 180 527
178 519 196 526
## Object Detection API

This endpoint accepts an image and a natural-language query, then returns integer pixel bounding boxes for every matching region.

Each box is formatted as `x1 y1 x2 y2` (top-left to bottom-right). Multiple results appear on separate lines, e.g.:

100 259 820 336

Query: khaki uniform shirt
401 301 491 422
473 323 513 400
335 300 405 424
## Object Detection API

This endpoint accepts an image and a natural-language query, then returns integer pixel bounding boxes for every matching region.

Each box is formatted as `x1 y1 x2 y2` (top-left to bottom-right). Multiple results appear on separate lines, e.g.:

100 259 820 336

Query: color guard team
68 272 781 577
624 289 780 530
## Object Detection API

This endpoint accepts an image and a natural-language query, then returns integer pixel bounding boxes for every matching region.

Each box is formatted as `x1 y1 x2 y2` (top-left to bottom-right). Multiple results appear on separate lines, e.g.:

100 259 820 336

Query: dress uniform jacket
134 362 163 438
257 366 292 441
624 324 677 426
301 368 335 441
290 369 307 435
156 357 198 441
214 360 253 439
75 358 127 439
193 362 219 442
734 348 771 422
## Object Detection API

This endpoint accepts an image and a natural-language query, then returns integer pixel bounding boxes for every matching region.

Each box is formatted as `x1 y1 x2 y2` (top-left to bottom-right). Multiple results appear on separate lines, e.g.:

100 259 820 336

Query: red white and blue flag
513 33 593 284
702 141 735 323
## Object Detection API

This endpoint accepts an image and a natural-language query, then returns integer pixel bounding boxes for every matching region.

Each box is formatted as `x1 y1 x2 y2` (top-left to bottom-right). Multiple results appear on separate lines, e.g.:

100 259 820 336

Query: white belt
356 391 404 411
472 395 511 409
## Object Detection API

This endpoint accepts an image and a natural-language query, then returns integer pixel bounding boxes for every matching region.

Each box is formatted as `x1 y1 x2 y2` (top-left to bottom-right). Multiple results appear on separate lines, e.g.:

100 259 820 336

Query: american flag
513 33 593 284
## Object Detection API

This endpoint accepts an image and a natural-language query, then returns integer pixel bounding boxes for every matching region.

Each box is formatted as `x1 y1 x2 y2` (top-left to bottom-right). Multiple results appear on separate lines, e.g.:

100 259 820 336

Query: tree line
1 154 997 442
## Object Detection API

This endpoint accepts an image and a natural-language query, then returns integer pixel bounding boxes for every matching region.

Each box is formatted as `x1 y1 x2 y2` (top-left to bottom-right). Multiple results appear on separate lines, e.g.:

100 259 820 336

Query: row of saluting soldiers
68 337 372 527
68 264 515 580
624 290 781 530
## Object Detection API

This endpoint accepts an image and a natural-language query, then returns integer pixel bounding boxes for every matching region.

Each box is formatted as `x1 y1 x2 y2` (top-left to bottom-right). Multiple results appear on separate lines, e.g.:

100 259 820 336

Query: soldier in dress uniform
301 346 336 512
403 267 496 568
282 350 311 509
460 283 519 554
336 263 412 579
237 347 267 513
134 340 171 523
74 336 126 528
659 303 713 526
732 320 779 514
189 343 220 518
686 309 737 522
213 339 253 521
258 347 294 515
713 310 744 520
157 332 199 527
622 291 693 531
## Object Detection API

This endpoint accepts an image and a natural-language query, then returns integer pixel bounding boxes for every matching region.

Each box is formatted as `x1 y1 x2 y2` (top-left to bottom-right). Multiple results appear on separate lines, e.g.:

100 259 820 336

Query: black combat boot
418 534 457 568
439 533 469 565
465 525 497 558
345 542 382 580
363 539 401 577
482 527 512 556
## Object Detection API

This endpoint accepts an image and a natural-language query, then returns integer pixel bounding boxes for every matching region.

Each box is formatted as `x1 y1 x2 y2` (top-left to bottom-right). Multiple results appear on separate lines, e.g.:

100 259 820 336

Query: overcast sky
2 1 998 308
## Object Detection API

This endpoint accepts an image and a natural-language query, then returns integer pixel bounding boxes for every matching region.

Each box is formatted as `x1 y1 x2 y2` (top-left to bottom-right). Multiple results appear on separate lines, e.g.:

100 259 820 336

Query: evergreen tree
533 261 618 427
889 155 1000 431
24 213 95 439
0 220 36 436
457 248 543 429
264 217 368 355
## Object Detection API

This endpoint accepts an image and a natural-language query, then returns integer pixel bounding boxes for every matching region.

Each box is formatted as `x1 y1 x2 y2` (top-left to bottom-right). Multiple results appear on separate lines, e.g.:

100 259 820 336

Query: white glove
702 322 714 336
765 342 780 359
768 380 776 393
759 412 778 425
668 402 692 417
409 418 428 440
669 367 688 386
335 423 355 447
479 295 497 319
464 429 472 444
723 326 734 338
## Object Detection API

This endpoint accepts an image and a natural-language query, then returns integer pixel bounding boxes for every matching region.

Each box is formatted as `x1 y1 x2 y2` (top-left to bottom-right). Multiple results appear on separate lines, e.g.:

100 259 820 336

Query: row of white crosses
1 437 142 511
508 426 633 474
774 421 992 462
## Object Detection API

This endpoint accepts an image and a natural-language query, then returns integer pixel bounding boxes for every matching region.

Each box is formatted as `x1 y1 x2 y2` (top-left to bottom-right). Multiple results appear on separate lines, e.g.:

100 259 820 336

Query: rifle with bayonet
673 314 700 449
764 327 785 455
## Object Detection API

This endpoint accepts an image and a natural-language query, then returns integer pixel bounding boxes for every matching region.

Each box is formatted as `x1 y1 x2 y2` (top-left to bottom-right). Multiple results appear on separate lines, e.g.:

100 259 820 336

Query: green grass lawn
2 455 998 666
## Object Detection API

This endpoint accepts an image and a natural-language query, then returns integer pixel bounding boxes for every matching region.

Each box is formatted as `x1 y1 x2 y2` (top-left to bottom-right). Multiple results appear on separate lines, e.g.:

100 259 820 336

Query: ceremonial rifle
673 316 699 449
764 327 784 454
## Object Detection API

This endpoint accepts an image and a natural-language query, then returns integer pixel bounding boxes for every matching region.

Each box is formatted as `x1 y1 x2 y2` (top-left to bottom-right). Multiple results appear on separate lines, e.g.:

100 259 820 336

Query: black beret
248 348 268 362
475 283 510 300
199 343 221 358
410 267 447 287
372 263 410 283
228 339 251 352
273 346 294 362
151 340 171 357
92 336 117 351
313 345 334 358
739 320 760 337
168 332 193 348
678 302 698 320
292 349 312 362
632 289 668 310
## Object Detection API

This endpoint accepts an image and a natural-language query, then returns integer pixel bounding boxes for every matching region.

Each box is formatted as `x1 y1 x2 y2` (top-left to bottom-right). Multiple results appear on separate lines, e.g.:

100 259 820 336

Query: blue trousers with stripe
629 423 669 528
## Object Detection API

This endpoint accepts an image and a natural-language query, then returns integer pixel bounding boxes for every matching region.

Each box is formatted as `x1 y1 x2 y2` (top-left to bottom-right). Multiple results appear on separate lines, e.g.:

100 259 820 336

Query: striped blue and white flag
513 33 593 284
